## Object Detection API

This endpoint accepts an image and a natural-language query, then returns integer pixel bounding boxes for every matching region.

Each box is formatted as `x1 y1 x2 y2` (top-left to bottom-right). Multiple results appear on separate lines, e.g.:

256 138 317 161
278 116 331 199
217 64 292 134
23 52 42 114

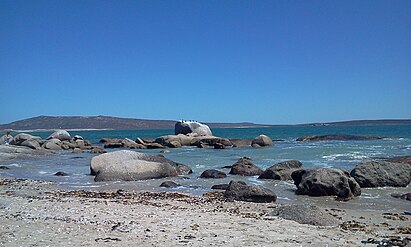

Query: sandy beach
0 177 409 247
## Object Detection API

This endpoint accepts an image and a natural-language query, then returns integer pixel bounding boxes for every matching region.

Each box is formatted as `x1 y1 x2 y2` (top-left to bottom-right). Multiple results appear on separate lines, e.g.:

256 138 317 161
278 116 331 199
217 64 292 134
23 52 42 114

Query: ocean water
1 125 410 211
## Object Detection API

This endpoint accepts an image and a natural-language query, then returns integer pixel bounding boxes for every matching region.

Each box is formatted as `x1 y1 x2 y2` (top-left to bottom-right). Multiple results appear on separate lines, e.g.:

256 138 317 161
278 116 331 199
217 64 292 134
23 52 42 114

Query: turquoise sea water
1 125 411 211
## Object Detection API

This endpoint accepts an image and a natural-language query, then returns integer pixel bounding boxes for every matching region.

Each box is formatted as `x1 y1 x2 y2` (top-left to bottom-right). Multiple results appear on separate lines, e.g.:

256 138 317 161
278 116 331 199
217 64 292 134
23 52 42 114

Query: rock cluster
1 130 105 154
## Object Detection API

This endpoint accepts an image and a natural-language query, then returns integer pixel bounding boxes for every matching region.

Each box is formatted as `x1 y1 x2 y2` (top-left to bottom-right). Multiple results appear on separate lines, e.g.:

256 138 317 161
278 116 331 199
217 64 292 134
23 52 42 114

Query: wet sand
0 178 410 246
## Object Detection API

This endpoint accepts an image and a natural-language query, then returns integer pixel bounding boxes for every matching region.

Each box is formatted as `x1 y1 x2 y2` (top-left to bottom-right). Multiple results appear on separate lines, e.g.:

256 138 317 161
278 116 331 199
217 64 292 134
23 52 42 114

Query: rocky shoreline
1 177 410 246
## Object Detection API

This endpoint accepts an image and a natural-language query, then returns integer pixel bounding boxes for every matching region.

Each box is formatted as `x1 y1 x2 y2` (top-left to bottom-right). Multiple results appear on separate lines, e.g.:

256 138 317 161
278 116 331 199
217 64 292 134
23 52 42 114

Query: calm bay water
1 125 410 211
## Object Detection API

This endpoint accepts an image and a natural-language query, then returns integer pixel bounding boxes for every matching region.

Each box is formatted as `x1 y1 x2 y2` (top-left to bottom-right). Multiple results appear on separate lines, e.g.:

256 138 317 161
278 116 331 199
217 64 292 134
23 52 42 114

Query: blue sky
1 0 410 124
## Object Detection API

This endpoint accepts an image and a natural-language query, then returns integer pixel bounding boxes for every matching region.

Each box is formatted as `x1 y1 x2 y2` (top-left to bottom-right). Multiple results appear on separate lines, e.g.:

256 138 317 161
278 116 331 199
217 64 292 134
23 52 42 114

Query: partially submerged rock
391 193 411 201
211 184 229 190
385 156 411 166
0 145 52 160
224 180 277 203
229 139 252 147
291 168 361 199
350 160 411 188
270 204 339 226
259 160 303 180
296 134 383 142
251 135 273 147
229 157 263 176
200 169 227 179
90 150 192 181
160 181 181 188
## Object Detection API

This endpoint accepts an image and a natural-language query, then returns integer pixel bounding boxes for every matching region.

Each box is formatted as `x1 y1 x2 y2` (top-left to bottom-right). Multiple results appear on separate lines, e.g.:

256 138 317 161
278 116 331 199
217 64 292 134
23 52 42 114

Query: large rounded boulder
259 160 303 180
350 160 411 188
291 168 361 199
175 121 212 136
47 130 71 141
229 157 263 176
10 133 41 145
224 180 277 203
90 150 192 182
251 135 273 147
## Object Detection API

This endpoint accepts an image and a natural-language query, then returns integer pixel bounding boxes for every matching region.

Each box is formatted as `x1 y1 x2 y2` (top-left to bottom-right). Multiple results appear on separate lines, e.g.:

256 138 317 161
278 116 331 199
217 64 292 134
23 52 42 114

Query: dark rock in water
229 157 263 176
160 181 180 188
200 169 227 179
224 180 276 203
391 193 411 201
259 160 303 180
91 150 191 181
270 204 339 226
229 139 252 147
213 143 225 149
146 143 165 149
385 156 411 166
191 137 233 148
296 134 383 142
90 146 106 154
251 135 273 147
99 138 123 143
54 171 68 176
291 168 361 199
211 184 229 190
222 165 232 169
0 166 10 170
174 163 193 175
121 138 145 149
141 138 154 143
104 142 123 148
350 160 411 188
167 141 182 148
175 121 212 136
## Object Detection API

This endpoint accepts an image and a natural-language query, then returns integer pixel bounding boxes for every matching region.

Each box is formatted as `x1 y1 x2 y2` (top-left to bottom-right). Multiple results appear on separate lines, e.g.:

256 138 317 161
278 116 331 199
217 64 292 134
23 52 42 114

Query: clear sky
1 0 410 124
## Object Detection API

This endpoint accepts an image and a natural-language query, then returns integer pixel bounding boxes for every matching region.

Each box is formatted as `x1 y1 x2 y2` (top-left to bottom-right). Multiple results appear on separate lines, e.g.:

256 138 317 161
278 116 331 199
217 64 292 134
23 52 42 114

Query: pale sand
0 178 409 247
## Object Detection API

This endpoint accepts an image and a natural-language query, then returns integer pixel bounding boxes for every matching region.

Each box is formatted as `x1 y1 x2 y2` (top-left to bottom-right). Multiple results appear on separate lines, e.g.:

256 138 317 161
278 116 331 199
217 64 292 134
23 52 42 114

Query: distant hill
0 116 272 131
300 119 411 126
0 116 410 131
